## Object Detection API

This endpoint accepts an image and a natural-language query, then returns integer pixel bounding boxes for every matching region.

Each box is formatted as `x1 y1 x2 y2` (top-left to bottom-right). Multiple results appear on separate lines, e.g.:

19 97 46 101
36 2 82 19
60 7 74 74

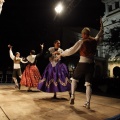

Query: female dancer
38 40 71 98
20 44 44 91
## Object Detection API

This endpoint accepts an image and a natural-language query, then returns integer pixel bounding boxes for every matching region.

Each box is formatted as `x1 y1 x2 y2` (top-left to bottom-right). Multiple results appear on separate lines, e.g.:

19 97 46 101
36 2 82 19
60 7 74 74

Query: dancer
8 44 27 89
20 44 44 92
38 40 71 98
59 18 104 108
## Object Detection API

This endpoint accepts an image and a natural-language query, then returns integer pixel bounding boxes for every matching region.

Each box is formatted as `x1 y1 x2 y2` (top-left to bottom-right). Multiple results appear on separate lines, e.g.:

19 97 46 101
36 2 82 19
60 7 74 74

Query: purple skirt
38 61 71 92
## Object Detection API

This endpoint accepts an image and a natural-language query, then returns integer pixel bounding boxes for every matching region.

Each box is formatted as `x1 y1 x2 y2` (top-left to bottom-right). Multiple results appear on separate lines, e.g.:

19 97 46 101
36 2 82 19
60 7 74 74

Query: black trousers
12 68 22 77
73 63 95 84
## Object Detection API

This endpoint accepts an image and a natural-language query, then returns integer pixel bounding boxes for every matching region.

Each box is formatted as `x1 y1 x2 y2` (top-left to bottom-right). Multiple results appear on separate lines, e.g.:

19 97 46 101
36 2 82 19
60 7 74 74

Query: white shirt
9 49 27 69
61 29 103 63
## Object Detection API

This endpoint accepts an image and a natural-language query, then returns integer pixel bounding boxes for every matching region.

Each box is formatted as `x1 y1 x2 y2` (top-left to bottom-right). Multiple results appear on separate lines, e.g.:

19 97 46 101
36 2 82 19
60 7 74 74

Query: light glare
55 3 63 14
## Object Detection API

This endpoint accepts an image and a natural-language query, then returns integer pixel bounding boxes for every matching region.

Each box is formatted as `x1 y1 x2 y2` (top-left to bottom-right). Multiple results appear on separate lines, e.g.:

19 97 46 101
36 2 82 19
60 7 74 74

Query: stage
0 84 120 120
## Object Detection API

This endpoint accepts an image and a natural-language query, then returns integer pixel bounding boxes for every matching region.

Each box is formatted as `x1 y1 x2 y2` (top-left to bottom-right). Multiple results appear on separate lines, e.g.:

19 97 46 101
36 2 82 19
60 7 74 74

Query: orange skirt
20 64 41 87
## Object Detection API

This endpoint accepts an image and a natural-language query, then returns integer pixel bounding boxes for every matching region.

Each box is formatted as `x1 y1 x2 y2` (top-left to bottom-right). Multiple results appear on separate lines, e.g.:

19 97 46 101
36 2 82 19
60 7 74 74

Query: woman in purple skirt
38 40 71 98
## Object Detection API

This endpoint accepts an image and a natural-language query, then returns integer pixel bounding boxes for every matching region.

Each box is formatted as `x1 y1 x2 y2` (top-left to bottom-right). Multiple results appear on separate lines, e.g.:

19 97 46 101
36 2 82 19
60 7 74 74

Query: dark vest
14 58 21 64
80 38 97 58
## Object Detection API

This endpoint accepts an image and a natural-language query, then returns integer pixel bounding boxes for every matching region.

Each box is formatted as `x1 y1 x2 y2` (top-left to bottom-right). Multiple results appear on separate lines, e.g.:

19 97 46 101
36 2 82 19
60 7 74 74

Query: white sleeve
95 29 103 42
61 40 83 57
9 49 15 60
20 58 28 63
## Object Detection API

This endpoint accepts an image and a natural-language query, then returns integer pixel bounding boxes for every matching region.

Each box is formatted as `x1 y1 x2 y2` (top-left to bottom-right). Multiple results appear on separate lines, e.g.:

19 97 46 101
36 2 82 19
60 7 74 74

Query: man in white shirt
8 45 27 89
59 18 103 109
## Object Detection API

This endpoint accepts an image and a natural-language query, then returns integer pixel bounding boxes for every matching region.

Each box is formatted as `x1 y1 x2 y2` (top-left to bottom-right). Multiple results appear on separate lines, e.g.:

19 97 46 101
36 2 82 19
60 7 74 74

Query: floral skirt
37 62 71 92
20 64 41 87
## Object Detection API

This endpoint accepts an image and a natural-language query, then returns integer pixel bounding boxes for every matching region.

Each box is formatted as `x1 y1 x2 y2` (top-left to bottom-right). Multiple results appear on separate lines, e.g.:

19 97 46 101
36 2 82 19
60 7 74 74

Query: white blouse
49 47 63 67
27 55 36 63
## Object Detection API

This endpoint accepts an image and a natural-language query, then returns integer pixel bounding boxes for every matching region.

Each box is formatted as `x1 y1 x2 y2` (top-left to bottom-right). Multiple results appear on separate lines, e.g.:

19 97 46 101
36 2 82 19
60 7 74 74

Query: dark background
0 0 105 73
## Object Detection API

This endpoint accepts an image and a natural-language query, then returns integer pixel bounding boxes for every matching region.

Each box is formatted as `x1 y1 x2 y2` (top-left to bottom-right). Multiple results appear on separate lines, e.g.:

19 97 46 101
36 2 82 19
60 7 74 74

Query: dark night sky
0 0 105 71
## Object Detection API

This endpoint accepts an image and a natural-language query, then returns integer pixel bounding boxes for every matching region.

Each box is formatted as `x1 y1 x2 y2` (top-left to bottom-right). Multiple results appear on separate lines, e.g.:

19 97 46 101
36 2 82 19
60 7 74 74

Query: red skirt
20 64 41 87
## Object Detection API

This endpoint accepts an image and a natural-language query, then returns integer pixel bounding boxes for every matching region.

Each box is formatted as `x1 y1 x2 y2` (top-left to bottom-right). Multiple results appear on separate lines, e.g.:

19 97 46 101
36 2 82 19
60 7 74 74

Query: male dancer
8 45 27 89
59 18 104 109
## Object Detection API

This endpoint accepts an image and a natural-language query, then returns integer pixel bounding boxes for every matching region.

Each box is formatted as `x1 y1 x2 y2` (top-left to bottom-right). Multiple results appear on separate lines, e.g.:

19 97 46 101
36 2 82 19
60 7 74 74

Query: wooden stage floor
0 84 120 120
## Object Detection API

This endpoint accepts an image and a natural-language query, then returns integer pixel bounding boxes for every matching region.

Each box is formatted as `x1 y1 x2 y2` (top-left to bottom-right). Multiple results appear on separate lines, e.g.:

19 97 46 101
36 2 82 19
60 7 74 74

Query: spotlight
0 0 5 14
55 3 63 14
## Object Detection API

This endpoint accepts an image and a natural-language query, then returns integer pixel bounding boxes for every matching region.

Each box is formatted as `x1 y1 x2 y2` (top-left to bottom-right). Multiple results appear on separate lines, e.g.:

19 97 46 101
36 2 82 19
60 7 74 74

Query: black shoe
15 85 19 88
18 84 21 90
52 94 57 99
70 98 74 105
27 89 32 92
83 102 90 109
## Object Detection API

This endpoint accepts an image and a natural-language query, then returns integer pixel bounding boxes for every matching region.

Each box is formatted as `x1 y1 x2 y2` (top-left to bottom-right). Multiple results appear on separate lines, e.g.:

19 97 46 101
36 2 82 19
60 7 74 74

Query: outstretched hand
40 43 44 49
8 44 13 48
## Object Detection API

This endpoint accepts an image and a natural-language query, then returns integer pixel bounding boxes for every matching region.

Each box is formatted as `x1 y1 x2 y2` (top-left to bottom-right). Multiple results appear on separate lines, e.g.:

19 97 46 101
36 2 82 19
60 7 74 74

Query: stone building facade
100 0 120 77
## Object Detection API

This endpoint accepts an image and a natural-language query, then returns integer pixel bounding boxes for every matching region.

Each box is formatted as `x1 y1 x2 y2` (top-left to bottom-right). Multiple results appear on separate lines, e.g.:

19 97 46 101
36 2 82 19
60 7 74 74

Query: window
108 5 112 12
115 2 119 9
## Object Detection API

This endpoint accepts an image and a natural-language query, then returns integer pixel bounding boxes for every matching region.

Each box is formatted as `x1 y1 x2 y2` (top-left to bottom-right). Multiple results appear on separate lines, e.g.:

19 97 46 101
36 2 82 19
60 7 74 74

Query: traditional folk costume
9 49 27 89
37 47 71 97
20 48 43 91
61 27 103 108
